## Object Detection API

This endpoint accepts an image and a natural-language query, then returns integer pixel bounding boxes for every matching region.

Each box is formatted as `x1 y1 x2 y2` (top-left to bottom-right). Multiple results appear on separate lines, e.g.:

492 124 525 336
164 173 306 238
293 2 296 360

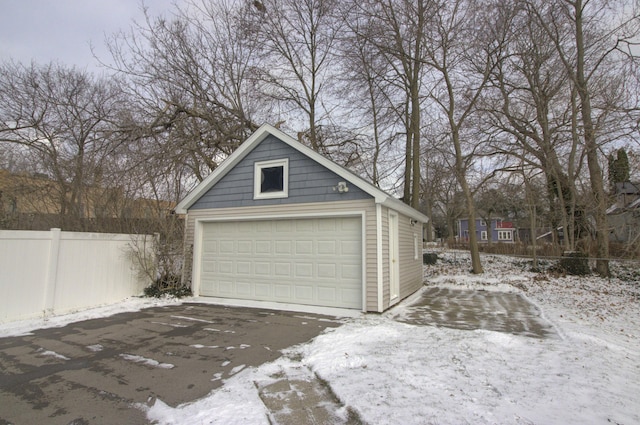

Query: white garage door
199 217 362 309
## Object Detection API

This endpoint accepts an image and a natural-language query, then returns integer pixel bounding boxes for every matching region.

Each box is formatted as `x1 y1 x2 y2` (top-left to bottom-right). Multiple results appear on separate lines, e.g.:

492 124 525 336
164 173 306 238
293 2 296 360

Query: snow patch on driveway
37 348 70 361
120 354 175 369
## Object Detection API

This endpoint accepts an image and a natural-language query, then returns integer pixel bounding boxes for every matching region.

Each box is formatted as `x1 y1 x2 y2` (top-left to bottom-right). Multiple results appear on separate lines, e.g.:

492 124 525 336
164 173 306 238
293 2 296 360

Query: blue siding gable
191 135 372 209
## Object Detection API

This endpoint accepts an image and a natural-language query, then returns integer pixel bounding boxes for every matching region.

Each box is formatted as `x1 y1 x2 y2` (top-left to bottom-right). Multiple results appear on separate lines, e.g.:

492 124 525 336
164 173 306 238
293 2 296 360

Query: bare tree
243 0 344 154
526 0 640 276
420 139 461 243
418 0 512 273
106 0 260 183
482 1 586 251
0 61 126 229
343 0 436 208
336 11 402 187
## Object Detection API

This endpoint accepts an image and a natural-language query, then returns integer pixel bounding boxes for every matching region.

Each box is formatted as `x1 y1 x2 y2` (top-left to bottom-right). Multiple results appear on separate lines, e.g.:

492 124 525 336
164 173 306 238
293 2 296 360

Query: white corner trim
361 210 368 313
388 209 400 306
376 203 384 312
191 220 204 297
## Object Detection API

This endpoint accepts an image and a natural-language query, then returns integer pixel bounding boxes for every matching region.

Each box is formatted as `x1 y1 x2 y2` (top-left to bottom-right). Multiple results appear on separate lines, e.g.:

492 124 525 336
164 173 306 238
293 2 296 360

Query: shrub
144 274 192 298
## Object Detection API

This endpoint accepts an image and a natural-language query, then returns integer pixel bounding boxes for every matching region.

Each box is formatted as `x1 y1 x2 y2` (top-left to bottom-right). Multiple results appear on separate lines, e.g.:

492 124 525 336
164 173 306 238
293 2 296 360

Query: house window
481 231 487 240
498 230 512 241
480 220 486 227
254 159 289 199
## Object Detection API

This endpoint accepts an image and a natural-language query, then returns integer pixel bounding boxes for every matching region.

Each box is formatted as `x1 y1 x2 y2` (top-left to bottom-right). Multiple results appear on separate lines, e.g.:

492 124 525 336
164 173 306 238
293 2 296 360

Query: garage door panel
255 262 271 275
274 284 291 299
295 263 313 278
203 241 218 253
318 220 336 231
236 282 251 296
218 280 233 295
275 240 292 254
342 264 360 279
255 241 271 253
202 260 216 273
295 285 313 300
237 222 253 233
238 240 252 254
199 217 362 309
255 283 270 297
317 263 336 278
295 240 313 254
276 220 293 232
219 261 233 274
236 261 251 275
341 240 360 255
274 262 291 276
317 286 337 302
220 240 234 253
255 221 272 232
318 240 336 255
296 220 314 231
341 288 361 304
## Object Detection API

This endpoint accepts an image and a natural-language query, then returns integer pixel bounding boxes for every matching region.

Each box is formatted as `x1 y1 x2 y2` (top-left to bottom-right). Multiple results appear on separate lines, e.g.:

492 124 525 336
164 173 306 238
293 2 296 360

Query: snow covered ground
301 253 639 425
1 251 638 424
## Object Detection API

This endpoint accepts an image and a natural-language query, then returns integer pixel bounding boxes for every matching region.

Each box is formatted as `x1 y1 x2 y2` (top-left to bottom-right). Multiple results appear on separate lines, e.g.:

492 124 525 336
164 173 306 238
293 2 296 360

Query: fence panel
0 229 154 323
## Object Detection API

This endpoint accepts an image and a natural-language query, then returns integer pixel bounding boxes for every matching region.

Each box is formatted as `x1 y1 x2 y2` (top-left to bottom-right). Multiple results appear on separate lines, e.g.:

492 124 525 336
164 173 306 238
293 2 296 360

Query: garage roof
174 124 429 223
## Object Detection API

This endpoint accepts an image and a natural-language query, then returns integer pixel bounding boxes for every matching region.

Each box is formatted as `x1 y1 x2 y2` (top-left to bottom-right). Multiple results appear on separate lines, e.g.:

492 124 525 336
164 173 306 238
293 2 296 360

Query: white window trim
254 158 289 200
481 231 487 240
480 220 486 227
498 230 512 241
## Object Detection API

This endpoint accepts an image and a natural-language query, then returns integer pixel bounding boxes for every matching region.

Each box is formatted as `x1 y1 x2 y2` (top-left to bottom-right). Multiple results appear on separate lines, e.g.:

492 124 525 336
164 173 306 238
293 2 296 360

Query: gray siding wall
191 135 371 209
397 210 424 303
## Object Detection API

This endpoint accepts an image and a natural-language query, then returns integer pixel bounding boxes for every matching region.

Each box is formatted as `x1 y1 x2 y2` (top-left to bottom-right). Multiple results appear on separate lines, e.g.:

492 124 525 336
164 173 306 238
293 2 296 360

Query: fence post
43 228 62 317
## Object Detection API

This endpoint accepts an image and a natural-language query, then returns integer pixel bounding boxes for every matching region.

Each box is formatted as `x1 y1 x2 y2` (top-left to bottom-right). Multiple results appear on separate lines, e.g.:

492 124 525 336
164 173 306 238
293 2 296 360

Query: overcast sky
0 0 176 73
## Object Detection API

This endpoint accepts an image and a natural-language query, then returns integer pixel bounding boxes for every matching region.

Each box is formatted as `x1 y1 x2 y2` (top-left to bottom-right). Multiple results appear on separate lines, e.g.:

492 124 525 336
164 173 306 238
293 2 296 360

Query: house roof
614 181 640 195
174 124 429 222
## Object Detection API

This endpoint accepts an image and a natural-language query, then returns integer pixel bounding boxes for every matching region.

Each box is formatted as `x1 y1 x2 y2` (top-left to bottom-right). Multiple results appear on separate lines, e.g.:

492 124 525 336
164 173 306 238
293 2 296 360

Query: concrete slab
394 287 556 338
255 356 362 425
0 303 343 424
258 376 360 425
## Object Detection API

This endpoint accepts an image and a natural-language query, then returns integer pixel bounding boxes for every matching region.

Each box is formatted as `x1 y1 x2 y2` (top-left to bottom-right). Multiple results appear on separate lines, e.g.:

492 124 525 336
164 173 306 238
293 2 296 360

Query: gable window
254 159 289 199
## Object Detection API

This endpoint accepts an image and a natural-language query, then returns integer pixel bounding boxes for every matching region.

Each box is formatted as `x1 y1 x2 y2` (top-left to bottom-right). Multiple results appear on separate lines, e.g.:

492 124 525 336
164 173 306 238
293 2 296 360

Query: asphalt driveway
0 303 343 424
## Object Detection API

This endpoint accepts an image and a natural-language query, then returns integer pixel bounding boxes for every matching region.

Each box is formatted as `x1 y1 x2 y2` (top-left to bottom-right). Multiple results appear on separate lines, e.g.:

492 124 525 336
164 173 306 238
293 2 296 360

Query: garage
176 124 429 312
199 216 362 309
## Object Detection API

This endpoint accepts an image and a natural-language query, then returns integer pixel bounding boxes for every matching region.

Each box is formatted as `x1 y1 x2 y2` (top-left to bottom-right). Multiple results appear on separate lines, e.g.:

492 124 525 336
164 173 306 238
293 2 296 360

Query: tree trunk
403 94 413 205
574 0 610 276
452 126 482 273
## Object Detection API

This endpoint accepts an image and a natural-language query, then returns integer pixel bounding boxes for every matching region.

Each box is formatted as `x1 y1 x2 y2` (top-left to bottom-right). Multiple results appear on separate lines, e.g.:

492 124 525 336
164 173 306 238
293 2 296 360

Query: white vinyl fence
0 229 155 323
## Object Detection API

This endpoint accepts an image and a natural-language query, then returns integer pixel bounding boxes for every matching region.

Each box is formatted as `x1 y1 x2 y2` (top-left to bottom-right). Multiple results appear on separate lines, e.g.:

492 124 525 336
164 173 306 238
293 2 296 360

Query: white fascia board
266 125 392 201
267 126 428 225
175 123 430 225
381 197 430 223
173 126 272 214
